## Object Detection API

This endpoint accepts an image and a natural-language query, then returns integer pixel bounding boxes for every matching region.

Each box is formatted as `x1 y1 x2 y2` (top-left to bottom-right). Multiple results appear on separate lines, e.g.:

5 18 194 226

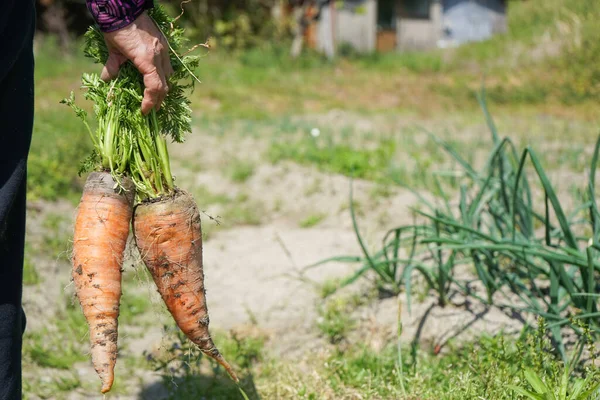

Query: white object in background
317 2 335 59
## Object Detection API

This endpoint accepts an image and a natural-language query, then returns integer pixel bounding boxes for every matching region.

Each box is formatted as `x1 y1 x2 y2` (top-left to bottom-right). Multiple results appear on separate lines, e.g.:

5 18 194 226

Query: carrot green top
63 6 201 199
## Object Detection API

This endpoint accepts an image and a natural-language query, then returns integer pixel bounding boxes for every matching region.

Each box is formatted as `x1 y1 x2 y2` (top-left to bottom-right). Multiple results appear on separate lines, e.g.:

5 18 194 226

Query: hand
101 11 174 115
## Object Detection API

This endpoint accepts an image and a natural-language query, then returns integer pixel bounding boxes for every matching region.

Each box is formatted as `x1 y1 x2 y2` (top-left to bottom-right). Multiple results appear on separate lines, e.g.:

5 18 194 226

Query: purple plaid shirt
86 0 154 32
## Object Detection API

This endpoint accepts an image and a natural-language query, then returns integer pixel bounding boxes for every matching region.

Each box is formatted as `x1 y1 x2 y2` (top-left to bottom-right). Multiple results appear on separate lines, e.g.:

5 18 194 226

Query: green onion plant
310 92 600 359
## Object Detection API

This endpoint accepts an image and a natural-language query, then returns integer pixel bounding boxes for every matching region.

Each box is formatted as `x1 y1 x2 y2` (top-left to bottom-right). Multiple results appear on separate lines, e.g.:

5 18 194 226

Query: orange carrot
133 192 238 382
72 172 135 393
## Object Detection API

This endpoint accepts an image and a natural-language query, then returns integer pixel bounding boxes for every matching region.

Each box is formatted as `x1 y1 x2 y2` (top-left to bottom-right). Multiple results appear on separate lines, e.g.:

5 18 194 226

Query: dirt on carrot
71 172 135 393
133 191 238 382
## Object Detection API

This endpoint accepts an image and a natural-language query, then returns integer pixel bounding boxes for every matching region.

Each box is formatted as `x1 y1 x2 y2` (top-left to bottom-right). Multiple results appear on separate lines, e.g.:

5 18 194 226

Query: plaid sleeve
86 0 154 33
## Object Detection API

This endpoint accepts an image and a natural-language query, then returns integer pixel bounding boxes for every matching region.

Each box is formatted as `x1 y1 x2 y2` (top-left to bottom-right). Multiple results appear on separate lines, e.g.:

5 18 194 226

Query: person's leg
0 2 35 399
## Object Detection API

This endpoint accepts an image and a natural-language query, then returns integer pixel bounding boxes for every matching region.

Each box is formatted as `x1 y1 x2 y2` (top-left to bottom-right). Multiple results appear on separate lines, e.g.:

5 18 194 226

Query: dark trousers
0 1 35 399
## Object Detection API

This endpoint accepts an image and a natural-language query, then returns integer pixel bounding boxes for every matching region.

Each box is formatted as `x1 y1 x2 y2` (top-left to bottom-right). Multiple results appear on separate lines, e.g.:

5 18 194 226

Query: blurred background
25 0 600 399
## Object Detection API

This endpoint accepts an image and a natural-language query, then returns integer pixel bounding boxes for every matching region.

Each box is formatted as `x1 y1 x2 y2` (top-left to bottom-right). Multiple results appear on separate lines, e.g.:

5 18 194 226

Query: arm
86 0 153 33
86 0 173 115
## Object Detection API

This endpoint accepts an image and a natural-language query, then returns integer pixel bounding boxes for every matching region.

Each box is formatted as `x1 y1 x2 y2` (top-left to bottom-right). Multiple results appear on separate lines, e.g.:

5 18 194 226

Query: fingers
163 54 174 80
141 64 168 115
161 38 174 79
102 12 173 114
101 52 126 81
140 39 169 115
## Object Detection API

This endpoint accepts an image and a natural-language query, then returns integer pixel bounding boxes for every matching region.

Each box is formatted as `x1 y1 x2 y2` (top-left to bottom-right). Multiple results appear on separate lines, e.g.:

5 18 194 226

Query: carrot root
133 191 238 383
72 172 135 393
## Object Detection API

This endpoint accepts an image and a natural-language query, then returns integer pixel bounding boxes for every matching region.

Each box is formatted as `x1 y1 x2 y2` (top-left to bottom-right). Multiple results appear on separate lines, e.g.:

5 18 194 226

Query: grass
23 250 41 286
318 277 344 299
28 107 91 202
23 298 88 370
316 297 357 344
319 326 599 400
40 213 71 259
194 185 231 206
299 213 325 228
180 0 600 119
143 312 599 399
221 193 264 226
23 371 82 399
30 38 93 202
143 326 266 400
268 137 396 181
229 161 256 183
119 291 152 325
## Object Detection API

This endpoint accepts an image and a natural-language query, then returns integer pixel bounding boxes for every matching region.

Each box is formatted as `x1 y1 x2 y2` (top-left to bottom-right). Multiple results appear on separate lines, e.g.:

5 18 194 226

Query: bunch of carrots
63 7 237 393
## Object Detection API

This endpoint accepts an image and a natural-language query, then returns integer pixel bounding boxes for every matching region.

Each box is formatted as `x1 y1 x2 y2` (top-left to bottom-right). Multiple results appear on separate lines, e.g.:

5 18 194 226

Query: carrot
66 7 236 387
133 191 238 382
72 172 135 393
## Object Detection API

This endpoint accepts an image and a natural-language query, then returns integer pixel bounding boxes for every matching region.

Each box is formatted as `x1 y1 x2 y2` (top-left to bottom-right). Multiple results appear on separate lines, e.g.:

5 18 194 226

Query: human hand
101 11 174 115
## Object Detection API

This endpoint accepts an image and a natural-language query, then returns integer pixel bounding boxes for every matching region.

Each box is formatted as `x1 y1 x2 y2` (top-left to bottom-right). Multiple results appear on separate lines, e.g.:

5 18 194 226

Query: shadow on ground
138 372 260 400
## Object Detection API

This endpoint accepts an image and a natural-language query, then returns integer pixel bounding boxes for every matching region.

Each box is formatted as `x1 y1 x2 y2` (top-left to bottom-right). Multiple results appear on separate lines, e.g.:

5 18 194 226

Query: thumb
101 52 126 81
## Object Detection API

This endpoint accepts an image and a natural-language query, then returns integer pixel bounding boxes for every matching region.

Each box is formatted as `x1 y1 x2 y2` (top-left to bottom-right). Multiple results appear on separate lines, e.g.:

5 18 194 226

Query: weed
317 297 356 344
319 278 343 299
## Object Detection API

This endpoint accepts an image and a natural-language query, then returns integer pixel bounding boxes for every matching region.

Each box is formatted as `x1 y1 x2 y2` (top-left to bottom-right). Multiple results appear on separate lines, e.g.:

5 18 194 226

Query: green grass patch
23 371 82 398
268 137 395 181
228 161 256 183
299 213 325 228
40 213 71 259
316 296 361 344
23 250 41 286
323 327 599 400
194 185 231 206
119 292 152 325
318 278 343 299
29 107 90 202
222 193 263 226
30 38 93 202
142 321 599 399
